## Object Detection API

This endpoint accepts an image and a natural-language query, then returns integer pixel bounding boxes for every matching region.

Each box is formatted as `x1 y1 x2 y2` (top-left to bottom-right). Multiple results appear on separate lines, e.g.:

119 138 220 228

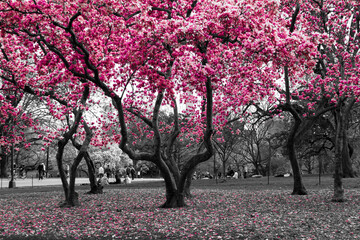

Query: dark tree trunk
57 139 70 206
287 118 307 195
84 153 102 194
0 148 8 178
110 42 214 209
341 131 355 178
161 189 186 208
71 133 101 194
332 108 344 202
158 161 186 208
283 65 307 196
280 1 307 196
66 153 86 207
160 77 214 208
332 98 355 202
63 121 93 207
58 87 90 207
184 167 196 198
332 99 355 201
222 160 226 179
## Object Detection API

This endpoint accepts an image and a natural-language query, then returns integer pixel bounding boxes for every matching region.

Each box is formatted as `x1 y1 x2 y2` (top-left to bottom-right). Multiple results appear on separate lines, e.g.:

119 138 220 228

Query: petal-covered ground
1 188 360 239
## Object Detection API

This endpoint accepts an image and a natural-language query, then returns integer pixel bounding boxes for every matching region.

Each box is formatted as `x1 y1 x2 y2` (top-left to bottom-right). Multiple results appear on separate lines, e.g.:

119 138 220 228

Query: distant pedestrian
65 164 69 178
243 166 248 178
125 175 131 184
126 166 131 177
114 169 122 184
98 164 104 178
19 165 26 178
130 167 136 180
233 171 239 179
37 163 45 180
105 165 112 178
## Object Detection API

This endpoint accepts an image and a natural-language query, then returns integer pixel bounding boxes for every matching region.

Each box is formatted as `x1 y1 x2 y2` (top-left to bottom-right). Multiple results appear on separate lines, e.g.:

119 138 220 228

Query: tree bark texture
0 148 7 178
71 132 101 194
184 167 196 198
287 117 308 195
84 153 102 194
332 107 344 202
341 129 355 178
283 65 307 195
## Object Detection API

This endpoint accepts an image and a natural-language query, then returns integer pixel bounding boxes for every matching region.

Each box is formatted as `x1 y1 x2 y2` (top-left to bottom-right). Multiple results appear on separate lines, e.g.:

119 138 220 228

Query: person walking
37 163 44 180
130 166 136 180
105 164 112 178
126 166 131 178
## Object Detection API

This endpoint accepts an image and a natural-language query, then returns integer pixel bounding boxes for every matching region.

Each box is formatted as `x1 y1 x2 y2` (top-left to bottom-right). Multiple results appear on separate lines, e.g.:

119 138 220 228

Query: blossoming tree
0 0 316 207
298 0 360 201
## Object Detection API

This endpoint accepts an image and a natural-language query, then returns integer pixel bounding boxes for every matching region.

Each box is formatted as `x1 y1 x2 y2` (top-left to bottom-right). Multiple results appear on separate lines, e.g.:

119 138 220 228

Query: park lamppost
8 143 16 188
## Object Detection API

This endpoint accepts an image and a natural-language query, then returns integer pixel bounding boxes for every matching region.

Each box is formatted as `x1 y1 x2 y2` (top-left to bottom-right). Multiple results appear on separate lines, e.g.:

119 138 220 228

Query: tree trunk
0 148 8 178
159 168 186 208
84 153 102 194
66 154 85 207
161 189 186 208
222 160 226 178
281 3 307 196
341 131 355 178
288 118 307 195
57 139 69 204
184 167 196 198
332 108 345 202
332 99 355 201
63 122 93 207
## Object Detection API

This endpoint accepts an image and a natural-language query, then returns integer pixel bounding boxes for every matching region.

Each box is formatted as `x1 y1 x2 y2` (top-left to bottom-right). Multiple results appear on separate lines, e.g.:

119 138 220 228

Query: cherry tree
0 28 101 204
0 35 36 177
0 0 316 207
289 0 360 201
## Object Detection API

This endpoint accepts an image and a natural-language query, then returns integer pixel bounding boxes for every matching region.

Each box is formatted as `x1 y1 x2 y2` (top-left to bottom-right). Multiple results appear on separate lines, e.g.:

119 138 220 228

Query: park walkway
0 177 163 189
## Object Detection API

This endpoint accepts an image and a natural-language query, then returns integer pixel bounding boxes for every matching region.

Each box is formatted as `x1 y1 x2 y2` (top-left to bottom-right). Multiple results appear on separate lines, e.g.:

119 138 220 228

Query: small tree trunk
222 161 226 179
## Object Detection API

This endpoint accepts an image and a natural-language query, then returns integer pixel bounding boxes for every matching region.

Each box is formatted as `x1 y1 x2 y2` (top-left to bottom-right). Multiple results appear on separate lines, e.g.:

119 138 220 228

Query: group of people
97 164 138 187
8 164 27 179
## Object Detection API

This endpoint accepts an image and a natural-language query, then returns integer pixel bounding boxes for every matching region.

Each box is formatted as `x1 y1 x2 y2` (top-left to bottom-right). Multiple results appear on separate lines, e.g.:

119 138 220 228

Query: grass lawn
0 175 359 239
